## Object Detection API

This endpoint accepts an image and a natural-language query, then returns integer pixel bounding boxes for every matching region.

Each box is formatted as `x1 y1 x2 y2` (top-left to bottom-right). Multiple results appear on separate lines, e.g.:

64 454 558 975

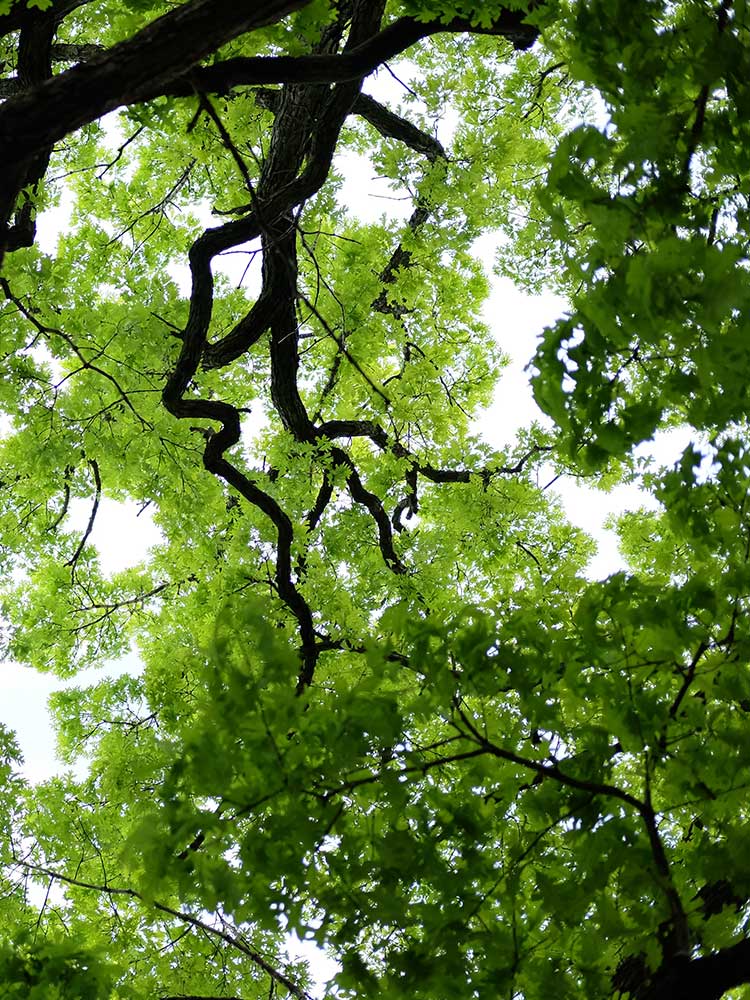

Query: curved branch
162 389 319 691
162 2 536 695
329 445 407 576
200 289 276 371
161 46 370 691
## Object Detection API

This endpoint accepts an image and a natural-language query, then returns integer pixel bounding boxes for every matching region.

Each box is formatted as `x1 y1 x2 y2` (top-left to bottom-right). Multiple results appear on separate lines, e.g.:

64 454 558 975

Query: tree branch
11 858 313 1000
256 86 447 162
64 458 101 575
0 0 312 256
164 12 538 96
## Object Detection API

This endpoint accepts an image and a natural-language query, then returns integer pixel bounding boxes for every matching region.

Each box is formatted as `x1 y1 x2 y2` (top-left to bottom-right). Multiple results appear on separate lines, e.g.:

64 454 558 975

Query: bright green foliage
1 1 750 999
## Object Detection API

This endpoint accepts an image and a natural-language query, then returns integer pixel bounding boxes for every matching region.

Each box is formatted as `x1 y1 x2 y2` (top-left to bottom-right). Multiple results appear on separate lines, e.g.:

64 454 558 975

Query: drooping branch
453 699 691 958
255 86 447 162
11 858 314 1000
454 701 646 812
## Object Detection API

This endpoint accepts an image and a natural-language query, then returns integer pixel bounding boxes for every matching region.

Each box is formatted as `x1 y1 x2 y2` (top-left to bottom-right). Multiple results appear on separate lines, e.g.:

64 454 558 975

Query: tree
0 0 749 997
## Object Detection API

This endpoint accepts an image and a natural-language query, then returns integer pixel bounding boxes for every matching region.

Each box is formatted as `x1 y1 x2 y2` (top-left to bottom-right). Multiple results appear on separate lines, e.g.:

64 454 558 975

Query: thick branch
165 12 538 96
356 91 446 161
256 86 447 162
0 6 536 249
0 0 312 254
641 938 750 1000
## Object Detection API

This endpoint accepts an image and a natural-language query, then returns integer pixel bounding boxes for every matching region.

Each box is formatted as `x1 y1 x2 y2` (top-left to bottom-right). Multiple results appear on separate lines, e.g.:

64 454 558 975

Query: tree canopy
1 0 750 997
